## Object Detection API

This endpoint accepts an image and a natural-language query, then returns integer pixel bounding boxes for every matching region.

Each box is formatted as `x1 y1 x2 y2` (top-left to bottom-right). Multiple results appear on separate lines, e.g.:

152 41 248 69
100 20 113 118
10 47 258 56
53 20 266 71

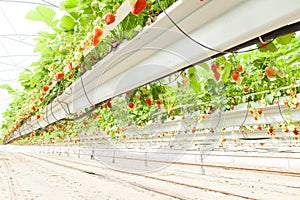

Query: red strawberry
236 64 244 73
284 128 289 133
68 74 73 80
68 62 75 70
106 101 112 108
56 72 64 81
268 128 275 135
254 115 259 121
265 66 277 79
43 85 49 92
128 102 134 109
48 81 53 86
156 101 161 108
145 98 152 106
244 86 249 93
131 0 147 15
257 108 263 115
211 64 220 81
104 13 116 25
231 71 240 82
293 129 299 135
257 125 263 131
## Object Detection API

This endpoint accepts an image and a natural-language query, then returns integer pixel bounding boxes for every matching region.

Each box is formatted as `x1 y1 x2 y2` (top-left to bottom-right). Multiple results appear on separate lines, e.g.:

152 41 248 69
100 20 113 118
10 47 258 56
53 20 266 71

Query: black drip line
277 96 288 124
157 0 278 55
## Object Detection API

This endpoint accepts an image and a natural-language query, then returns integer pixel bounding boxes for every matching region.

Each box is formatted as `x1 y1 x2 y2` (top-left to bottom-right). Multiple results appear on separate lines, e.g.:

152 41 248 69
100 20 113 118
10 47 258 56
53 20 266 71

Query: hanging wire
56 80 71 116
80 76 95 108
156 0 278 54
50 101 58 121
36 119 43 129
43 102 50 124
0 0 57 7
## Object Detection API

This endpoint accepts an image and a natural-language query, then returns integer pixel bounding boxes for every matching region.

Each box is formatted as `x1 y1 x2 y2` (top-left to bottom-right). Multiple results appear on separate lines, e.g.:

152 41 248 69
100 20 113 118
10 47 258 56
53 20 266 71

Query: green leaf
196 63 214 79
188 67 200 93
34 41 47 53
61 0 79 10
265 94 274 105
60 15 76 31
222 62 231 83
25 6 55 25
0 84 16 95
288 54 300 65
198 62 210 71
258 42 278 52
276 33 295 45
38 31 56 39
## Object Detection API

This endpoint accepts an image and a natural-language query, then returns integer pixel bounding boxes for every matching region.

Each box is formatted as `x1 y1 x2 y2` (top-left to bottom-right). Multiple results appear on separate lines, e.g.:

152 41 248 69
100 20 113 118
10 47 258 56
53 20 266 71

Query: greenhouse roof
0 0 62 123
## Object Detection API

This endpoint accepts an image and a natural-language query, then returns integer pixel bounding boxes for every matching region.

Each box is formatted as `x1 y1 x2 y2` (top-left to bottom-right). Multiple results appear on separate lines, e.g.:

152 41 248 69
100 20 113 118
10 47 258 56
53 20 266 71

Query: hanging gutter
8 0 300 142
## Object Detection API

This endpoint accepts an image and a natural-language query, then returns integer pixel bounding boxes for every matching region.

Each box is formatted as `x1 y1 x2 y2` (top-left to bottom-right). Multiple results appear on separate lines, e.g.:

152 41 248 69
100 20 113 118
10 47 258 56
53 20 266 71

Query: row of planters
1 0 300 145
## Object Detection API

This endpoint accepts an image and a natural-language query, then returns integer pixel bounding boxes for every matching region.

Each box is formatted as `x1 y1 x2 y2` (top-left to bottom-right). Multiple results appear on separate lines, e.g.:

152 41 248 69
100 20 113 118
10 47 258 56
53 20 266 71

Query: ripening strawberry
131 0 147 15
231 71 240 82
136 94 141 100
92 26 103 46
265 66 277 79
230 105 234 110
93 26 103 38
92 36 101 46
236 64 244 73
244 86 249 93
211 64 220 81
192 128 196 133
105 13 116 25
249 108 254 115
56 72 64 81
284 100 289 106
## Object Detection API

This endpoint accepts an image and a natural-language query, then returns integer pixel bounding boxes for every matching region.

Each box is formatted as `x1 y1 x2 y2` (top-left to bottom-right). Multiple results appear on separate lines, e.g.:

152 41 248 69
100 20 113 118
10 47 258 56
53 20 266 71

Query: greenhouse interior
0 0 300 199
